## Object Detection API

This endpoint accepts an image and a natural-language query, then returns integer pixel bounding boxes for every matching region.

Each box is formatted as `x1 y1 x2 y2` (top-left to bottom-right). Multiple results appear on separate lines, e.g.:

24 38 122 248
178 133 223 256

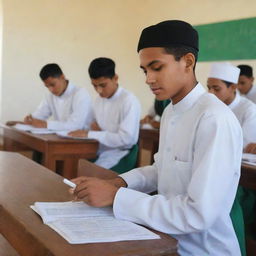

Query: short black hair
237 65 253 78
88 57 115 79
163 45 198 70
39 63 63 80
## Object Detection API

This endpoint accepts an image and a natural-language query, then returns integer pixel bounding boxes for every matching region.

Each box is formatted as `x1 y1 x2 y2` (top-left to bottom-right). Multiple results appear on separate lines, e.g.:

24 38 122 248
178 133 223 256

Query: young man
24 63 92 130
208 62 256 148
71 21 243 255
68 58 141 170
237 65 256 103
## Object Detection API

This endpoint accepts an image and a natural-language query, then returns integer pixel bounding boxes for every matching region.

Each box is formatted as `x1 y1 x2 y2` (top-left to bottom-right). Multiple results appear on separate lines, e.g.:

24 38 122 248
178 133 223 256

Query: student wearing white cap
208 62 256 148
70 21 244 256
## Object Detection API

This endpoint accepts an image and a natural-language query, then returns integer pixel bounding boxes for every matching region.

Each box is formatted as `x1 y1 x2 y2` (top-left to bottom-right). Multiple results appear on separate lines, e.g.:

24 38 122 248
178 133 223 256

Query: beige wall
1 0 256 122
0 0 2 119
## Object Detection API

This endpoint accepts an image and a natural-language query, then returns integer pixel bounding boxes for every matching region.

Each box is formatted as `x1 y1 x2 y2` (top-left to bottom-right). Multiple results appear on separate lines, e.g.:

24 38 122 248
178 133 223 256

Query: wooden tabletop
0 152 178 256
2 125 99 178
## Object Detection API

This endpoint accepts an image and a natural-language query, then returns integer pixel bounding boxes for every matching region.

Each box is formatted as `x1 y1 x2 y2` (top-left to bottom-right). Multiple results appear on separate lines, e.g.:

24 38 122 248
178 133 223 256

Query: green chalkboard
194 17 256 62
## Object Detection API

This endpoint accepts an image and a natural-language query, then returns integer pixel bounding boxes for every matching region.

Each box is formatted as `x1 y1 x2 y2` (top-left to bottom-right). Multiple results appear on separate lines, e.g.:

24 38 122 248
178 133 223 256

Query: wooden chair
77 159 118 179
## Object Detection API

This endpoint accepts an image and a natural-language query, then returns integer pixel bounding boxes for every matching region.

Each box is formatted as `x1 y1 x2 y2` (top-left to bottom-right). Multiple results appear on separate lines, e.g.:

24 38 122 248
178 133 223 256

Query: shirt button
166 148 171 152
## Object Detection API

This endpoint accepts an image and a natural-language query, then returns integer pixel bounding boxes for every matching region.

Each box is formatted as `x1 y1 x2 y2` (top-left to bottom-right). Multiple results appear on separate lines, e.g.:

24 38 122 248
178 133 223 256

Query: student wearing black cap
70 20 243 256
237 65 255 103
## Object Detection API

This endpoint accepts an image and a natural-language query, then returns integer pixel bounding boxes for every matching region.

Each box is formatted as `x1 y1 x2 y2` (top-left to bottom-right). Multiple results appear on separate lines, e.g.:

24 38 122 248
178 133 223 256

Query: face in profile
43 74 67 96
237 75 254 95
91 75 118 98
139 47 194 104
207 78 236 105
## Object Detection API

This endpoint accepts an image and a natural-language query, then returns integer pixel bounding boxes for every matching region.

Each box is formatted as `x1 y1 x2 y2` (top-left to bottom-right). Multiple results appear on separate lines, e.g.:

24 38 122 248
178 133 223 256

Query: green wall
195 17 256 62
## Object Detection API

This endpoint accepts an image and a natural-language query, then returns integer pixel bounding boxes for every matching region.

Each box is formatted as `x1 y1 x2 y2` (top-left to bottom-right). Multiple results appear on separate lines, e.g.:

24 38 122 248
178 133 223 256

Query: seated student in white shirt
237 65 256 103
70 21 243 256
24 63 92 130
207 62 256 148
68 58 141 171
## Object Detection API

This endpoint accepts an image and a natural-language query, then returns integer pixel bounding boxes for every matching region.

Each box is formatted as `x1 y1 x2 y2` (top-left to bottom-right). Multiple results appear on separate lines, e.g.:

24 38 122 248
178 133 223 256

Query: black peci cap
137 20 199 52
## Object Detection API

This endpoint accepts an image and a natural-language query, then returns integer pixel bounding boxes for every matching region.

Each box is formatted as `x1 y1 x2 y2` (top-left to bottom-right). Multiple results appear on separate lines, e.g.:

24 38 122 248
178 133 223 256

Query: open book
31 201 160 244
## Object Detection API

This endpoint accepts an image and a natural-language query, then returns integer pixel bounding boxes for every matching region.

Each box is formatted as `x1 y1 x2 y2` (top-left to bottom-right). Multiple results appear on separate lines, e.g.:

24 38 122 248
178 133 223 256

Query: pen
63 178 76 188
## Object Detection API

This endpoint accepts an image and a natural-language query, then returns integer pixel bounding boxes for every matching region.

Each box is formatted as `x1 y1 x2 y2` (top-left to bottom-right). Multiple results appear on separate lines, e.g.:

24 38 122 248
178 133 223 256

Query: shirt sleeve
32 97 52 120
87 95 141 148
148 104 156 117
113 113 243 235
119 153 159 193
241 104 256 148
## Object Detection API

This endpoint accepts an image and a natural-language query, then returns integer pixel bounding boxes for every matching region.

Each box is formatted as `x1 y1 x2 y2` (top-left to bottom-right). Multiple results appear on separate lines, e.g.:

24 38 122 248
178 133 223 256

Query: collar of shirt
108 86 123 101
59 82 75 99
228 91 241 110
171 83 205 114
246 84 256 97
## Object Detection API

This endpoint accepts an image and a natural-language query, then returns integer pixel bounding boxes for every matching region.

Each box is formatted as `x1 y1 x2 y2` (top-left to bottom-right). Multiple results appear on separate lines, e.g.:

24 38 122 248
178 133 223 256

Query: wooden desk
240 163 256 190
138 128 159 166
240 163 256 256
2 125 98 178
0 152 178 256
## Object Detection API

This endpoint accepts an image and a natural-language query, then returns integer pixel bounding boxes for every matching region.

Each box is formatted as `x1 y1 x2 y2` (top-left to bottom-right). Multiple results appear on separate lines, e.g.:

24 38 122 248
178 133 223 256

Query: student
237 65 256 103
24 63 92 130
208 62 256 148
140 99 170 129
68 58 141 172
70 21 243 255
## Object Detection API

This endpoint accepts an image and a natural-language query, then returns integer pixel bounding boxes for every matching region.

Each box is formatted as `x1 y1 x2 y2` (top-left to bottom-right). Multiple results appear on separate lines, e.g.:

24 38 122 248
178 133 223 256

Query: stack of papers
141 123 156 130
14 124 56 134
13 124 87 139
242 153 256 166
31 201 160 244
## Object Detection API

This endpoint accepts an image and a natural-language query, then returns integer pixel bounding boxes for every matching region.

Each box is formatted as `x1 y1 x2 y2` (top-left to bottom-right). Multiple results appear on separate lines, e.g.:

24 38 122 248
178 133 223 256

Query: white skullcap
209 62 240 84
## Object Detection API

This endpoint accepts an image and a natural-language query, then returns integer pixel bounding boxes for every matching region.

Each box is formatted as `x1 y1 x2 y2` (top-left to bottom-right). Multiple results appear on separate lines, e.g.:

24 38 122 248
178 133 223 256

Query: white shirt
88 87 141 169
229 92 256 147
147 104 161 122
244 84 256 103
32 82 93 130
114 83 242 256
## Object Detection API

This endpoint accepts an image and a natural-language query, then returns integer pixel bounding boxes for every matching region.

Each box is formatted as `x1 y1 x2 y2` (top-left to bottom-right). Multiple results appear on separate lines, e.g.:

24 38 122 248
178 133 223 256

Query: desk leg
62 158 79 179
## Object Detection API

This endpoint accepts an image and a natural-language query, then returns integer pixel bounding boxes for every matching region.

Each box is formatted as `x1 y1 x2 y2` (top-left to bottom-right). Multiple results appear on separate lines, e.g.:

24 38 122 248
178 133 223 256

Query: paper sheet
48 216 160 244
242 153 256 163
31 201 160 243
14 123 56 134
56 131 90 140
32 201 113 224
